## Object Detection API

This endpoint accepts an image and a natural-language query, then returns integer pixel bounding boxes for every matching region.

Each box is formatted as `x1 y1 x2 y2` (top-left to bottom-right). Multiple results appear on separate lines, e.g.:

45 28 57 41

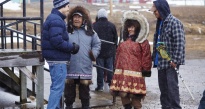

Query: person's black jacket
93 17 118 58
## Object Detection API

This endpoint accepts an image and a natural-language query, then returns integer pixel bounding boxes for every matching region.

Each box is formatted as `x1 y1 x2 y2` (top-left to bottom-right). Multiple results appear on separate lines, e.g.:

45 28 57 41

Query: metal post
1 5 4 49
40 0 44 49
23 0 27 49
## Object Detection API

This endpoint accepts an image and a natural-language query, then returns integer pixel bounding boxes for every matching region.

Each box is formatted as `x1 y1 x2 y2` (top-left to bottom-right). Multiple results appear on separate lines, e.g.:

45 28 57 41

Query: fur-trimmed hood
67 6 94 36
121 10 149 43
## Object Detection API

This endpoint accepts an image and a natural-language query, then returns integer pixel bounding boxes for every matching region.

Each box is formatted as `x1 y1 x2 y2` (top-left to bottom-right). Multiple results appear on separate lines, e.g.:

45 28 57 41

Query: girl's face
128 26 135 36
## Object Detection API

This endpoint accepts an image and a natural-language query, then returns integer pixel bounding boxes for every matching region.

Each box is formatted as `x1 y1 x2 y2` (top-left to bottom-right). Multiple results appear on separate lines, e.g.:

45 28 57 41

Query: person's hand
170 61 177 68
89 50 96 61
71 42 79 54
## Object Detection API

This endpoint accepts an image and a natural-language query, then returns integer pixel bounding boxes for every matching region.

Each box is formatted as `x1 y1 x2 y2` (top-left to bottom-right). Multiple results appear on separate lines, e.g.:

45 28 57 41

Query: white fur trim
121 10 149 43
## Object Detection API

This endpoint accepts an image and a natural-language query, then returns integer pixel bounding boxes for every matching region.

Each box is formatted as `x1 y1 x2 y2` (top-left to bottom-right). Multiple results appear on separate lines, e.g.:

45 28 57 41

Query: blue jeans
198 90 205 109
96 57 114 88
47 63 67 109
158 66 181 109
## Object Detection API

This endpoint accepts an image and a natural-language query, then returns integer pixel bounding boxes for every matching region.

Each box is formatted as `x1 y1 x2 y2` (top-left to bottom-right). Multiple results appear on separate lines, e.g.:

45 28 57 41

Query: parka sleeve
141 40 152 71
91 33 101 59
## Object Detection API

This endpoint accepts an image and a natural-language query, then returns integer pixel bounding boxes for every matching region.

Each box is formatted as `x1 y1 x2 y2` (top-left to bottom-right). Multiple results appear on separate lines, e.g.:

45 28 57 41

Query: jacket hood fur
67 6 94 36
121 10 149 43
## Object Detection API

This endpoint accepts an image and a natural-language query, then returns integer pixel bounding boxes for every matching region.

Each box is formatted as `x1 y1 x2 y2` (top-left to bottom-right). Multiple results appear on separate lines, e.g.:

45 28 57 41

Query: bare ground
2 0 205 59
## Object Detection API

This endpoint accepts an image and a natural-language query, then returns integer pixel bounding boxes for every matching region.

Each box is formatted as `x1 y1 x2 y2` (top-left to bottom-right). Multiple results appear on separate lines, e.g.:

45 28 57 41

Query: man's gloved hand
71 42 79 54
89 50 96 61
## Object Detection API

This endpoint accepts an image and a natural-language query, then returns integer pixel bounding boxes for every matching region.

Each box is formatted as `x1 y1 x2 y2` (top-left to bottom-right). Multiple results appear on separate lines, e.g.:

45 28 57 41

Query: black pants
158 66 181 109
64 79 90 106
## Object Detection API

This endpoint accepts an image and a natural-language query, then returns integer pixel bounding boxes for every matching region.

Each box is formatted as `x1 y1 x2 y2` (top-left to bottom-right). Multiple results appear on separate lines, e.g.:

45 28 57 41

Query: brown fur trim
80 80 92 86
65 79 75 84
67 5 94 36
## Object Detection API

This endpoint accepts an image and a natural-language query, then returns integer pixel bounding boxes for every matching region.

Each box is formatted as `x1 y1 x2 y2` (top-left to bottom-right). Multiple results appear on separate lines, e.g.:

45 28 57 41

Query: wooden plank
2 67 20 85
36 65 44 109
0 70 36 96
0 70 48 105
20 70 27 103
0 49 44 67
17 67 38 85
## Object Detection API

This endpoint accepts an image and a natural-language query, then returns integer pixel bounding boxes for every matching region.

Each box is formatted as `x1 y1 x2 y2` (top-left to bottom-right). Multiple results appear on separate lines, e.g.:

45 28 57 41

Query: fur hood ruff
67 6 94 36
121 10 149 43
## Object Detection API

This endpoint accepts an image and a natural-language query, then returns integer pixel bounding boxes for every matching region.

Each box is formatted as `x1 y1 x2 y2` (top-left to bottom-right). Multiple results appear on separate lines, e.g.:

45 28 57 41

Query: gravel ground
0 59 205 109
91 59 205 109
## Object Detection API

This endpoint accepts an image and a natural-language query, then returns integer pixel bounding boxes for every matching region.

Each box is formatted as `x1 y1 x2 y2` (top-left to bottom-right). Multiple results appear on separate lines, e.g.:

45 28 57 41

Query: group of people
40 0 205 109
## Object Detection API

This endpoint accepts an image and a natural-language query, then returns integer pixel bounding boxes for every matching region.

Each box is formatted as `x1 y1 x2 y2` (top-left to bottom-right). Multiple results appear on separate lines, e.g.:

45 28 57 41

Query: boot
81 99 91 109
123 103 132 109
65 105 73 109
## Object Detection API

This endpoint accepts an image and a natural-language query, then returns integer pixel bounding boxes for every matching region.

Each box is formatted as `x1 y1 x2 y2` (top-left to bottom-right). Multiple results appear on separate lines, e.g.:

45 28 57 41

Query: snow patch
0 0 21 10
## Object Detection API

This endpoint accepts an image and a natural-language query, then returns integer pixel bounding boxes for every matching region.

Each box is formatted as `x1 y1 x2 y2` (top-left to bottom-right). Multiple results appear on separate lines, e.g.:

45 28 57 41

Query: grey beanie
97 8 108 19
53 0 69 9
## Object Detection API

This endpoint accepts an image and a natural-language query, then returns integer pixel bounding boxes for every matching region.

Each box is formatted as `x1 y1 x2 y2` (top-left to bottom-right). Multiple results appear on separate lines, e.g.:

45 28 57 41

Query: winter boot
123 103 132 109
81 99 91 109
65 105 73 109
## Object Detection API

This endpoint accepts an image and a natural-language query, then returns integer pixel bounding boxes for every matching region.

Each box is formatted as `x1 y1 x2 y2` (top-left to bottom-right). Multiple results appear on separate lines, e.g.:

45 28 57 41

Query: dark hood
153 0 171 20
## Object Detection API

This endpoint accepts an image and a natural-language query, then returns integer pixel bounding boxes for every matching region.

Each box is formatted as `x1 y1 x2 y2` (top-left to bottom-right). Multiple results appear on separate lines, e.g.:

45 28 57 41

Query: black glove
142 70 151 77
71 42 79 54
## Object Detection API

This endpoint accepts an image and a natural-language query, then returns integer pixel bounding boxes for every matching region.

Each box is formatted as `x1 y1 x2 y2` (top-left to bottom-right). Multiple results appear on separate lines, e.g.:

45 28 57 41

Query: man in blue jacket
150 0 185 109
41 0 79 108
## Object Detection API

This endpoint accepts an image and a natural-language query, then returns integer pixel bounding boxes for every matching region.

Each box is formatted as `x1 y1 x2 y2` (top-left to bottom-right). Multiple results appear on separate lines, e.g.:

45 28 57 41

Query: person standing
198 90 205 109
64 6 101 109
110 10 152 109
41 0 79 108
93 8 118 91
150 0 185 109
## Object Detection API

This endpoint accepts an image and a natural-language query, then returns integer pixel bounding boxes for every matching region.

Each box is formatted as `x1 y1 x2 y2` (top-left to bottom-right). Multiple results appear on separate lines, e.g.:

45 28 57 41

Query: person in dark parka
93 8 118 91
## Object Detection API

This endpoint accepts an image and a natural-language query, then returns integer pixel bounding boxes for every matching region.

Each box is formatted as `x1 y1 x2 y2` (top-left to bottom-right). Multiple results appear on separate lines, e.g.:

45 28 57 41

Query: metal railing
0 0 44 101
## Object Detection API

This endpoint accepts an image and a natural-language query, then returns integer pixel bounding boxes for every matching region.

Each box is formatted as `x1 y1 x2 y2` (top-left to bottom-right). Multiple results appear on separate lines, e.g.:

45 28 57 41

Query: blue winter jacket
41 8 74 61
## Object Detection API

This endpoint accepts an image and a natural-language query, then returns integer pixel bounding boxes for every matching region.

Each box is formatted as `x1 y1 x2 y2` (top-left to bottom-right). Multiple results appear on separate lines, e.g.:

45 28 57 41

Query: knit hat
53 0 69 9
97 8 108 19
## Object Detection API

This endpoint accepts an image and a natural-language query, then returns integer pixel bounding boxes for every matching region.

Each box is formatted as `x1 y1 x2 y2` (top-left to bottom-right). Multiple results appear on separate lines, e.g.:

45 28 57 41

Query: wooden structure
0 49 44 108
0 0 44 108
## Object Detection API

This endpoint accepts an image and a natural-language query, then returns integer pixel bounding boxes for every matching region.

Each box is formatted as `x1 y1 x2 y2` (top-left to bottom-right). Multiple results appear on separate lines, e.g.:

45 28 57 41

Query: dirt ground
2 0 205 59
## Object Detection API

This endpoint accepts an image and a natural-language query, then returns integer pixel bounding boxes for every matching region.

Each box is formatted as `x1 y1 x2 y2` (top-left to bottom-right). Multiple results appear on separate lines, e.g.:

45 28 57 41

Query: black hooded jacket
93 17 118 58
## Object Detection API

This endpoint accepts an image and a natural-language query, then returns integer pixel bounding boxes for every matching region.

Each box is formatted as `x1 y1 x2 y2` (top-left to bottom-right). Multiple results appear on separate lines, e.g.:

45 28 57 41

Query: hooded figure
150 0 185 109
64 6 101 109
93 8 118 91
110 10 152 109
